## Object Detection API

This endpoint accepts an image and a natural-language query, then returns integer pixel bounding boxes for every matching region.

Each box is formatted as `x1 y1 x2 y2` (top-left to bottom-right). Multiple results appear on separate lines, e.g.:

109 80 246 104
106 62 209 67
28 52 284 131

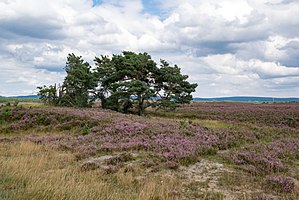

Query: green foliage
94 51 197 115
199 146 218 156
154 60 197 110
1 105 11 120
179 120 188 129
62 53 97 107
0 102 13 131
286 113 296 127
0 119 7 126
82 124 89 135
38 51 197 114
13 100 19 107
94 52 158 115
37 85 59 105
37 53 97 108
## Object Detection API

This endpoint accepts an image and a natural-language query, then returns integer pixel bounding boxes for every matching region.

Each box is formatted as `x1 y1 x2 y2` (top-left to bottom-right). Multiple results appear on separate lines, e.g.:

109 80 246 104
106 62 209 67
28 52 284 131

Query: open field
0 102 299 199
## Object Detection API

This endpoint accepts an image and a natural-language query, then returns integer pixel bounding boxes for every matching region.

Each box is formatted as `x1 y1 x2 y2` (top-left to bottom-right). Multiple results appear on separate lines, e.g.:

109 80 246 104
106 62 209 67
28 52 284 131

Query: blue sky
93 0 165 18
0 0 299 97
93 0 102 6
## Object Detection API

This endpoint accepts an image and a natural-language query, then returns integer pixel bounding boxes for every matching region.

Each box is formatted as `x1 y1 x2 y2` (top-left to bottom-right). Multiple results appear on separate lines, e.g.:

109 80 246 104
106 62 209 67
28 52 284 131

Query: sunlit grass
0 141 180 200
18 102 44 108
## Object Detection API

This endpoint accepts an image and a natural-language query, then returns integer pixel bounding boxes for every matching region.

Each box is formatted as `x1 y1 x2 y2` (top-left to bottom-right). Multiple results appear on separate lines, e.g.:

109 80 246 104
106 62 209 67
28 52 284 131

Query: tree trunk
137 96 145 116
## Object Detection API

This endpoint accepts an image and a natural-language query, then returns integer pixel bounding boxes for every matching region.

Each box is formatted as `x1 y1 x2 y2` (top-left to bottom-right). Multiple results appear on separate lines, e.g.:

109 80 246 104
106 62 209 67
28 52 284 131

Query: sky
0 0 299 97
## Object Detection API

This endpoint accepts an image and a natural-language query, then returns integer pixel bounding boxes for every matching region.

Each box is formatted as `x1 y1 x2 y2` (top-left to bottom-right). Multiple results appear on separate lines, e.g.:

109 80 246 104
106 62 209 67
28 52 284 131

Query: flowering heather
0 106 223 163
103 121 147 134
2 107 118 132
266 139 299 159
153 134 199 160
230 150 286 174
174 102 299 128
266 175 295 193
230 139 299 174
93 121 218 162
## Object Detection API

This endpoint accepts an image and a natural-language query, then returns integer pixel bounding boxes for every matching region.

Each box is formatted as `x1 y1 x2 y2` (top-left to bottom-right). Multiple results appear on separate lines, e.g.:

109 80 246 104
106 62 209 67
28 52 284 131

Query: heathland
0 101 298 199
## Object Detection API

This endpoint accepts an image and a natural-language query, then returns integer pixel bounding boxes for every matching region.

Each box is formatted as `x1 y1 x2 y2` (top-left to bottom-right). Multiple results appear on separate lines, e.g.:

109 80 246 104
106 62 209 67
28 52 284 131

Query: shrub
266 175 295 193
1 106 11 120
82 124 89 135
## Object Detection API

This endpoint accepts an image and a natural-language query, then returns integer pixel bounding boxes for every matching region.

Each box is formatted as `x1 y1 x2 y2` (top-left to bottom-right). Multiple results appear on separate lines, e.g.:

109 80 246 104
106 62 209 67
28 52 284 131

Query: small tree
61 53 97 107
37 84 59 105
155 60 198 110
37 53 96 107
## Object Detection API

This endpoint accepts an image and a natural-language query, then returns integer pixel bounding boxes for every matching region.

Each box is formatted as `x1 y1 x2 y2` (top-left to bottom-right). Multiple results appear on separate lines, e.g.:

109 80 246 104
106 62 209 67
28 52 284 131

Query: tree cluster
38 52 197 115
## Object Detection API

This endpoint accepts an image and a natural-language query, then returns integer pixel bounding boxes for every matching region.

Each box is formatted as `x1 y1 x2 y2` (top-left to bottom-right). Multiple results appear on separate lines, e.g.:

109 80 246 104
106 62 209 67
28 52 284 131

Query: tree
38 51 197 114
155 60 198 110
62 53 97 107
93 55 116 109
94 52 197 115
37 53 97 107
94 52 158 115
37 84 59 105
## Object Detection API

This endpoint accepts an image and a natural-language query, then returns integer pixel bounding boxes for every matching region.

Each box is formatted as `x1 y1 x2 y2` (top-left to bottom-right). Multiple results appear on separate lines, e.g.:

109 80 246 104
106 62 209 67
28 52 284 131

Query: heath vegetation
1 52 298 199
1 101 298 199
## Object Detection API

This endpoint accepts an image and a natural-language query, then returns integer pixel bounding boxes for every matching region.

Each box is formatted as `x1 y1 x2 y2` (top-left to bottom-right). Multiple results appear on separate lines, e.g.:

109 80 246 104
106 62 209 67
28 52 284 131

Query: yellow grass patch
0 141 180 200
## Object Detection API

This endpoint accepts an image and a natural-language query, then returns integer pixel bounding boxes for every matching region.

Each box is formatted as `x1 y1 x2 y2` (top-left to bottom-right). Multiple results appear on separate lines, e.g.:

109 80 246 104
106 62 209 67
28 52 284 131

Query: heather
155 102 299 128
229 139 299 175
1 102 299 199
266 175 295 193
1 107 219 163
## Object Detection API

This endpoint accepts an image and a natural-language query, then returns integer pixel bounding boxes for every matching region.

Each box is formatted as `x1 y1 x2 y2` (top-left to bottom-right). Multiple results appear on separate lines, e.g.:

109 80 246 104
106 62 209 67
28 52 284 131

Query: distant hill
9 95 39 99
193 96 299 102
0 95 40 103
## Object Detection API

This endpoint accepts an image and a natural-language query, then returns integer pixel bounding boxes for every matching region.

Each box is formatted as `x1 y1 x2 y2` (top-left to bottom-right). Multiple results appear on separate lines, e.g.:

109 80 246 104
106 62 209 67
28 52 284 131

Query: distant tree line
37 52 197 115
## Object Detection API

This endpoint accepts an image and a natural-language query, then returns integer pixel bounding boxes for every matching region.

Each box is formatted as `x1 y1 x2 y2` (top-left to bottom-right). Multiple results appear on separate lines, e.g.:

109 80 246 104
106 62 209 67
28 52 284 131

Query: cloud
201 54 299 79
0 55 65 96
0 0 298 97
279 40 299 67
0 17 65 40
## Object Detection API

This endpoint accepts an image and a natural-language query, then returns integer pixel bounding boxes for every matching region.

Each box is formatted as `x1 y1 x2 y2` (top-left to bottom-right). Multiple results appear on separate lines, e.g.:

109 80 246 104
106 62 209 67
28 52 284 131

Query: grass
157 118 232 130
0 141 180 200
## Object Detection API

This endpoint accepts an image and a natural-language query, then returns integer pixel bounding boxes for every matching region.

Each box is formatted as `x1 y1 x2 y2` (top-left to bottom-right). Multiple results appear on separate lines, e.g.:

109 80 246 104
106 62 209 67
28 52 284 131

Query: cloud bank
0 0 298 97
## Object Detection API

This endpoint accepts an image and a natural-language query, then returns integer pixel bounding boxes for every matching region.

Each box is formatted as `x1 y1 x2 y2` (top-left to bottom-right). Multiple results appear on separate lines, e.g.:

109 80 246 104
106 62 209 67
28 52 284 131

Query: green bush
82 124 89 135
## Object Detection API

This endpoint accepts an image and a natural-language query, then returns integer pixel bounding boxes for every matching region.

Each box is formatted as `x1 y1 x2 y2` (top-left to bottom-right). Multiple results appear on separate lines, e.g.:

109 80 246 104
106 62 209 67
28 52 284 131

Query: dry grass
0 141 180 200
0 101 42 108
18 102 44 108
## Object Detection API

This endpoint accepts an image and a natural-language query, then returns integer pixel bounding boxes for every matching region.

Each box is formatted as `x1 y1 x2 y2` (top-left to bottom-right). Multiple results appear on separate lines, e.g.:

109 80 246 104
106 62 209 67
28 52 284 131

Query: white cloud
0 0 298 97
0 55 65 96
